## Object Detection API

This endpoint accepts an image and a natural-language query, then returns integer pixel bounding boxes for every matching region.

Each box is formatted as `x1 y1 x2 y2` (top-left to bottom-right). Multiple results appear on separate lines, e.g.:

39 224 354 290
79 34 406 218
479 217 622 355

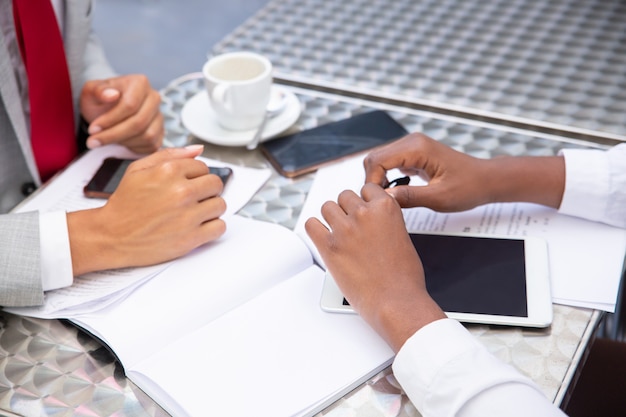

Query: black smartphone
84 157 233 199
260 110 408 177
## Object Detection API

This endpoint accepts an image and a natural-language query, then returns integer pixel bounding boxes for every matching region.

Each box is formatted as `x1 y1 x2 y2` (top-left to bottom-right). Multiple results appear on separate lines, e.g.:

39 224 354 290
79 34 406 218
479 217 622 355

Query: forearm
66 208 125 276
376 293 446 353
483 155 565 209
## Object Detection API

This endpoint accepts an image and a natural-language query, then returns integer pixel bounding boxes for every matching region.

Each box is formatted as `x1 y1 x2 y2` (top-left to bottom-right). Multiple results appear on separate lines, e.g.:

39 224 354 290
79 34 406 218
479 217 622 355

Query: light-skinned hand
67 145 226 275
80 74 164 153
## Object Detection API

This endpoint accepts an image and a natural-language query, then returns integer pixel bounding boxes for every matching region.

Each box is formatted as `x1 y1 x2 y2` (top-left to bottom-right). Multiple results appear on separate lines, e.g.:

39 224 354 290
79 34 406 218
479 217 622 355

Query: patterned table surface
0 76 606 417
214 0 626 144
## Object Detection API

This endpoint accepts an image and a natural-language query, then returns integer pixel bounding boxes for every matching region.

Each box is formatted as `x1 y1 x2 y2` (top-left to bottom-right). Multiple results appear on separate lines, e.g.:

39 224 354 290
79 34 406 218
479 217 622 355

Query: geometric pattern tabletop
0 76 607 417
215 0 626 144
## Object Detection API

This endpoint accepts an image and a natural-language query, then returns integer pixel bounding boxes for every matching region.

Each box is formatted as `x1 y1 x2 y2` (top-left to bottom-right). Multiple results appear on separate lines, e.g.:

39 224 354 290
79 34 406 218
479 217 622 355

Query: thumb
99 87 121 103
91 80 121 104
387 185 433 209
83 81 121 140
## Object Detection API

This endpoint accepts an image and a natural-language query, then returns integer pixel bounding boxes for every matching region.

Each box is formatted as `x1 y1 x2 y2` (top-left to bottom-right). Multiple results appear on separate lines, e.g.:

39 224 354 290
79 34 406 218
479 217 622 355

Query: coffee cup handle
211 83 233 114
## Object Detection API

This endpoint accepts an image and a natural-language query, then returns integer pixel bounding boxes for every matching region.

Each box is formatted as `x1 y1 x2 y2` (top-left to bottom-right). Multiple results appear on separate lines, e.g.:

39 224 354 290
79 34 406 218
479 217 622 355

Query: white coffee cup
203 51 273 131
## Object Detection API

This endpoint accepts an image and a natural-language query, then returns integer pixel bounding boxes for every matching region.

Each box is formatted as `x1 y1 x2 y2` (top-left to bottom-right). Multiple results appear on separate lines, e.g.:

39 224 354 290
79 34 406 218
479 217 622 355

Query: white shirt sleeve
392 319 566 417
390 145 626 415
559 144 626 228
39 211 74 291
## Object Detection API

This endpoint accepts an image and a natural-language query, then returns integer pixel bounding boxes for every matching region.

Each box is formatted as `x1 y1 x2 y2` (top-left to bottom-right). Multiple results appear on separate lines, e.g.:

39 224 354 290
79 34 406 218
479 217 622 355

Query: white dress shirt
560 144 626 229
40 212 73 291
393 143 626 417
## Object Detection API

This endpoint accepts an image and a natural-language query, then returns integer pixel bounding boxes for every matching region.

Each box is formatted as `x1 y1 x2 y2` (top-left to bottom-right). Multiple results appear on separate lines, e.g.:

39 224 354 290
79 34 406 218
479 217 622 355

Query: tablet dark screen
410 233 528 317
342 234 528 317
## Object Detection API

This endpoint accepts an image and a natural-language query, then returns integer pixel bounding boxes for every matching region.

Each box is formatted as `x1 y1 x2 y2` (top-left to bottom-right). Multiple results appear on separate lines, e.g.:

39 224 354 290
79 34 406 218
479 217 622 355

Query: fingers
87 75 154 129
159 195 228 254
89 90 164 151
335 189 363 215
81 75 164 153
363 133 424 184
386 185 427 208
304 217 330 249
199 218 227 243
360 182 392 202
319 185 396 224
91 84 121 104
80 78 120 108
129 145 205 171
173 216 227 259
320 189 371 230
363 132 492 211
384 178 455 211
192 195 227 225
123 146 223 206
168 192 227 233
188 170 225 201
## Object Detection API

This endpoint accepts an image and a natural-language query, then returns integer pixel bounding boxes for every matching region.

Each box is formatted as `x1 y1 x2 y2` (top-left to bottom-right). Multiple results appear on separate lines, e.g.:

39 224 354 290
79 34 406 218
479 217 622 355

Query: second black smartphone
260 110 409 178
84 157 233 199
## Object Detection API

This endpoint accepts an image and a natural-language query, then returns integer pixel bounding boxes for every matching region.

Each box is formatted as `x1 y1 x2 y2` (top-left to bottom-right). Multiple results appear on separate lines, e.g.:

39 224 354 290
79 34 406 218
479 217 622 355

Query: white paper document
16 144 271 216
295 155 626 312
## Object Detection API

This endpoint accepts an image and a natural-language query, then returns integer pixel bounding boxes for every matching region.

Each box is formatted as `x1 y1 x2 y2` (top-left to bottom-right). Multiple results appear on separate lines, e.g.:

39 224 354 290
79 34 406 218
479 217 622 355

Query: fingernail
102 88 120 99
88 125 102 134
184 144 204 152
87 138 102 149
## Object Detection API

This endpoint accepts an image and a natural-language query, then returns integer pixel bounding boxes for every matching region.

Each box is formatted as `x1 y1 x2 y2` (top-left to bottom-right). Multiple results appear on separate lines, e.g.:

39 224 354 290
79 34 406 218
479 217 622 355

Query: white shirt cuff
558 148 610 223
39 211 74 291
392 318 540 416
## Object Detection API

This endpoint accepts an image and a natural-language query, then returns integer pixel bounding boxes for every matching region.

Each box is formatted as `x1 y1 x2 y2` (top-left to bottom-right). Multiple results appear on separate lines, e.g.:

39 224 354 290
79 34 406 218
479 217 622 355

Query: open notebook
7 145 394 417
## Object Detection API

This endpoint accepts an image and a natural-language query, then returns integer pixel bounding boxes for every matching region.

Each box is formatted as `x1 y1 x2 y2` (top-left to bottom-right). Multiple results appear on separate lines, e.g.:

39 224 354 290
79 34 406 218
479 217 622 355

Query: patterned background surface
0 78 603 417
215 0 626 143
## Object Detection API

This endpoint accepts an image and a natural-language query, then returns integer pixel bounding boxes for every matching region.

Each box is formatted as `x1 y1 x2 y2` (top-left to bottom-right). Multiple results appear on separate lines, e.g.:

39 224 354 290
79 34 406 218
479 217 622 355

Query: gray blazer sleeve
0 211 44 306
0 0 115 307
65 0 117 115
83 29 117 81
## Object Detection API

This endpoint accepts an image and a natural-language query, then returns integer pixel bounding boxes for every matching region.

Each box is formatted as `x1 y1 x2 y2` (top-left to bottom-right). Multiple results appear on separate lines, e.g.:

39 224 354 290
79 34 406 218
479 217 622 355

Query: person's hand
67 145 226 275
79 74 164 153
364 133 497 212
364 133 565 211
305 183 446 352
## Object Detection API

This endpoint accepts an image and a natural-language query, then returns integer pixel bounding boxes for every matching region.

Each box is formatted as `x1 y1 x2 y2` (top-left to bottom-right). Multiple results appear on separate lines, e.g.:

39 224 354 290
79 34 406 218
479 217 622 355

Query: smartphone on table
84 157 233 199
260 110 408 177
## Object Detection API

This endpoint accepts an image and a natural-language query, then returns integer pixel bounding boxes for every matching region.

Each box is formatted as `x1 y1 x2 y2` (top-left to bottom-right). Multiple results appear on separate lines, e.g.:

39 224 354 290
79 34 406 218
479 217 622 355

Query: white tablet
320 232 553 328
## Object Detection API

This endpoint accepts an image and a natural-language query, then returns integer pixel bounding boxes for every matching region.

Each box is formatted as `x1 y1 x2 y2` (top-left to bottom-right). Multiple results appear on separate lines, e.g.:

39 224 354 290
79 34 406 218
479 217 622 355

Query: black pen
384 175 410 189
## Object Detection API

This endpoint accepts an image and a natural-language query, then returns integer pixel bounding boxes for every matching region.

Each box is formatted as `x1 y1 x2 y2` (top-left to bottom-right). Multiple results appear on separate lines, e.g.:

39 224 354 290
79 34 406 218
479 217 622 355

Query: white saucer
181 85 301 147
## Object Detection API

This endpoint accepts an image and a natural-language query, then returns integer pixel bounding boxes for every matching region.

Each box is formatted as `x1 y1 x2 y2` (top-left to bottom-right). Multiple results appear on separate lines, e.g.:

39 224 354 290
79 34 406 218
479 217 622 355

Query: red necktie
13 0 77 182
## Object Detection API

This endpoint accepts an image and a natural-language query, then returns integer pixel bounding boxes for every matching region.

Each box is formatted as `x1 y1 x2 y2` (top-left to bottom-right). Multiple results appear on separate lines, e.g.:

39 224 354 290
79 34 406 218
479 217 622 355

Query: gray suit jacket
0 0 116 306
